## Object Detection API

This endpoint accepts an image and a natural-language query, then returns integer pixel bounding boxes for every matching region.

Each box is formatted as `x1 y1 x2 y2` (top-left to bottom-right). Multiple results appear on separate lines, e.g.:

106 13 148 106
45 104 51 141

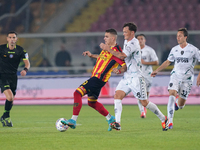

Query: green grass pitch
0 105 199 150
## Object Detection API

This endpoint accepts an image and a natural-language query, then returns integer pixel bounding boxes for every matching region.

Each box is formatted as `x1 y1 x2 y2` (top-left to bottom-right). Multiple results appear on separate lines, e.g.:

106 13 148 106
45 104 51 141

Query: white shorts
116 76 147 100
168 74 193 100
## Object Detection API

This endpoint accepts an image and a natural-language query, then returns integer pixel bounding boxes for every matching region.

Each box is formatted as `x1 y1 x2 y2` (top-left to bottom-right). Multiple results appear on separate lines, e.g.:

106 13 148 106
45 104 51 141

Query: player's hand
141 59 146 65
99 43 110 52
20 70 27 76
151 70 158 77
112 68 120 74
82 51 91 57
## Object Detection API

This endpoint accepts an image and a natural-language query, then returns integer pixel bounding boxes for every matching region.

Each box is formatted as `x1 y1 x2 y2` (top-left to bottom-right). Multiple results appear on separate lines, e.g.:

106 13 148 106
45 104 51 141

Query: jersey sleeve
22 49 29 60
123 42 138 57
150 48 158 61
167 48 175 62
195 48 200 62
112 56 126 66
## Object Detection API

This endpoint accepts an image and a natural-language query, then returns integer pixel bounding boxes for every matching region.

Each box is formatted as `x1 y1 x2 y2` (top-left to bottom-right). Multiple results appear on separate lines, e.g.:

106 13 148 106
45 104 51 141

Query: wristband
118 70 121 74
24 67 28 72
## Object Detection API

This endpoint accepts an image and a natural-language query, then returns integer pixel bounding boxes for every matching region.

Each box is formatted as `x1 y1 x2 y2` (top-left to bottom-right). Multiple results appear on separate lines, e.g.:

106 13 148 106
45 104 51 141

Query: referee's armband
24 67 28 72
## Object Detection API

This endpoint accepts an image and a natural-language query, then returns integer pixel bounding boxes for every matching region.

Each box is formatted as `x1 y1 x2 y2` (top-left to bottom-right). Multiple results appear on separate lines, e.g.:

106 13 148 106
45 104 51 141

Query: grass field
0 104 199 150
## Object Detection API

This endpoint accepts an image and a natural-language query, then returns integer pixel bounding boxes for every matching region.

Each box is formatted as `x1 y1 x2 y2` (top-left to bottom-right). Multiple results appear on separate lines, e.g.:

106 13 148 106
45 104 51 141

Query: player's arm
99 43 127 60
112 64 127 74
141 59 159 65
151 60 171 77
197 72 200 86
82 51 99 59
20 59 30 76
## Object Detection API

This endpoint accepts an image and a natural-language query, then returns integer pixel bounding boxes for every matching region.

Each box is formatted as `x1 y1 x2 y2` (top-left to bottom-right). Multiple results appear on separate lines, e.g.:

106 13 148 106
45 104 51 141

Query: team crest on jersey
126 46 131 52
181 51 184 55
9 54 13 58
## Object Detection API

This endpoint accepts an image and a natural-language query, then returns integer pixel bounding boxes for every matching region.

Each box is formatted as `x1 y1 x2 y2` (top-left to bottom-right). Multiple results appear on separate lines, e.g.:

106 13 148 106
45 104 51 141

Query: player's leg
110 79 130 131
175 81 191 111
87 96 115 131
167 90 177 129
137 92 149 118
1 89 14 127
138 78 151 118
61 86 86 129
140 99 168 131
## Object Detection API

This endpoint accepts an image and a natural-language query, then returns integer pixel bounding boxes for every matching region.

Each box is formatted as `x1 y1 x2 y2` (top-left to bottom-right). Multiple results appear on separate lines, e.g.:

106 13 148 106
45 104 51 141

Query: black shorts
0 74 17 96
80 77 106 99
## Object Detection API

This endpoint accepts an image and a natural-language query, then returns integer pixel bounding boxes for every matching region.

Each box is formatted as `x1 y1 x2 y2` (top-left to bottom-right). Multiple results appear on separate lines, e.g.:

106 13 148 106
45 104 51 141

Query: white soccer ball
56 118 69 132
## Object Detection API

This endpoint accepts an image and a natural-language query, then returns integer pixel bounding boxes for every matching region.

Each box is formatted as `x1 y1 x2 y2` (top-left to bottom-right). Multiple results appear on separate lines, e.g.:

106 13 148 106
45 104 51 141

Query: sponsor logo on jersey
176 57 188 63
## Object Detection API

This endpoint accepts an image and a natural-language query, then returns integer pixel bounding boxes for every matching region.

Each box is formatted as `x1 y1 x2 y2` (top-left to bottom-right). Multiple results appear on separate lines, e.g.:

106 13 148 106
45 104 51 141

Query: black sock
2 100 13 118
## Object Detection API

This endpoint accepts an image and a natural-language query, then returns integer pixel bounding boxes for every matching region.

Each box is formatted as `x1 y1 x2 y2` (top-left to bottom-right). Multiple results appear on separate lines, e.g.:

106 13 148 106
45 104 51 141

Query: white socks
146 101 166 122
167 95 176 123
137 99 144 113
71 115 78 121
114 99 122 123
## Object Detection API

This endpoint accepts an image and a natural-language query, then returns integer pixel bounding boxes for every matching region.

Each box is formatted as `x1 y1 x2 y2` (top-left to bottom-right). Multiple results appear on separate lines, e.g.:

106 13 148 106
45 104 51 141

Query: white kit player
151 28 200 129
100 22 168 131
136 34 159 118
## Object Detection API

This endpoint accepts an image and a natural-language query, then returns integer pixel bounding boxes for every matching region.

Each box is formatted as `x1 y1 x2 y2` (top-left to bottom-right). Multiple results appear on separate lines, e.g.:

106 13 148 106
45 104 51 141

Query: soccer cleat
140 112 146 118
61 119 76 129
161 116 168 131
107 116 115 131
110 122 121 130
1 116 5 127
168 123 173 129
1 116 13 127
175 103 179 111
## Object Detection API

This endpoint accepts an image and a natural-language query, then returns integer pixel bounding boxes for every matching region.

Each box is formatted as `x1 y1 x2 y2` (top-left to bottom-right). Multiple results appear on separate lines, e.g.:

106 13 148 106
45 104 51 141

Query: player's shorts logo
169 83 173 87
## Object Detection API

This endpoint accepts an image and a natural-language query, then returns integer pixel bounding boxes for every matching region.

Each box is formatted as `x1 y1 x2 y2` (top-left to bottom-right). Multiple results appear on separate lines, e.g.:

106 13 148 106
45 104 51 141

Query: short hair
7 31 18 36
136 34 146 39
105 28 117 35
178 28 188 40
123 22 137 33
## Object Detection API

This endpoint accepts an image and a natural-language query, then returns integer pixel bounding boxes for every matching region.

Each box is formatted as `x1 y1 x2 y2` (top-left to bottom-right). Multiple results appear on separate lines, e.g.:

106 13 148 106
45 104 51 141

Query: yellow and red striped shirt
91 45 125 82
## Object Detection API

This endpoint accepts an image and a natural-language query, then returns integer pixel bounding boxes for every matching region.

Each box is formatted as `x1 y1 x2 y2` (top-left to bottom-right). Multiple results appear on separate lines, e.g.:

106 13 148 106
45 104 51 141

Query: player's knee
114 91 125 99
74 87 86 97
88 97 97 107
6 95 14 101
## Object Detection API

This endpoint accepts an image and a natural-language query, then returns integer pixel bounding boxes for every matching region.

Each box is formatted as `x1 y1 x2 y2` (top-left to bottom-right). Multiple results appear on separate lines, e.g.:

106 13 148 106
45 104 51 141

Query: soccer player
151 28 200 129
136 34 159 118
0 31 30 127
61 29 126 130
100 22 168 131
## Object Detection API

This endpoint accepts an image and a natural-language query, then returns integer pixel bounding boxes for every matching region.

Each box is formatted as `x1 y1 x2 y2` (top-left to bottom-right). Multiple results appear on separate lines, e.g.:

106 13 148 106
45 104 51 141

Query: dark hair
105 28 117 35
123 22 137 33
136 34 146 39
178 28 188 40
7 31 18 36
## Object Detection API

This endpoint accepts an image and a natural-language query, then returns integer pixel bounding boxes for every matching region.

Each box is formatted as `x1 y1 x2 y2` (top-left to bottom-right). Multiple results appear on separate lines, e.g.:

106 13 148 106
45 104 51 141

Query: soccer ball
56 118 69 132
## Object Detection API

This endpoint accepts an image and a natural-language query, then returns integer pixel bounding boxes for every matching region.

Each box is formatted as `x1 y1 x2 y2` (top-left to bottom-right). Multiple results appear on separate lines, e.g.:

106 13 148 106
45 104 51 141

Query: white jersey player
136 34 159 118
151 28 200 129
100 22 168 131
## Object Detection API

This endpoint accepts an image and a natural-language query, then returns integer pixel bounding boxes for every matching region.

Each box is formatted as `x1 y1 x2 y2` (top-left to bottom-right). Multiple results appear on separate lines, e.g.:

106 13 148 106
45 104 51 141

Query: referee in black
0 31 30 127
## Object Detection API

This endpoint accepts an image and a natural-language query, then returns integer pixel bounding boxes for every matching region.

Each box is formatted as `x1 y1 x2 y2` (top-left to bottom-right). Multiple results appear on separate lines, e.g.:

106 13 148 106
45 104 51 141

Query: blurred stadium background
0 0 200 103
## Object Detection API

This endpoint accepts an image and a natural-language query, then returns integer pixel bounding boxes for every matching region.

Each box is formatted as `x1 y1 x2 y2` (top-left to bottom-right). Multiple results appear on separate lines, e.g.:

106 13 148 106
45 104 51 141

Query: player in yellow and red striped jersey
61 29 126 131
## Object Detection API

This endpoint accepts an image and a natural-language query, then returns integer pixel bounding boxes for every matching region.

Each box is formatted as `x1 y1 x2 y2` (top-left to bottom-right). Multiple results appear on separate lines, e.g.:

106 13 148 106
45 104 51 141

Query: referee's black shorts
80 77 106 99
0 74 17 96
